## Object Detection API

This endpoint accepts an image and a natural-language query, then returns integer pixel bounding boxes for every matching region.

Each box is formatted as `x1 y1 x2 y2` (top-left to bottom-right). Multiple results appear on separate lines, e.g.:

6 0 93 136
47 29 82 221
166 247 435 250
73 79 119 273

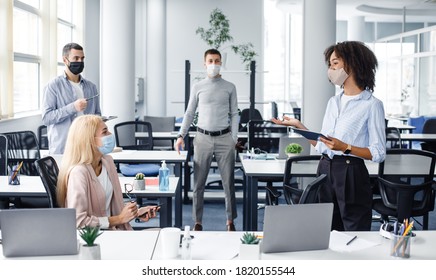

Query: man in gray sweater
175 49 239 231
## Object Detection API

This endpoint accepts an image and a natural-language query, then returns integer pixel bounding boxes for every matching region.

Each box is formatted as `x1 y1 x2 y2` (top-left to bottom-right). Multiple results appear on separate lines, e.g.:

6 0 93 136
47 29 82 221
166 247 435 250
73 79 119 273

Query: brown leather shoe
193 223 203 231
227 223 236 231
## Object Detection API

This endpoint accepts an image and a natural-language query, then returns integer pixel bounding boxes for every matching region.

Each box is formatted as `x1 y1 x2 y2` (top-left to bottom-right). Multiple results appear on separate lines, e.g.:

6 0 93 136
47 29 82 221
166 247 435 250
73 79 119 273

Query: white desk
109 150 187 227
0 176 179 228
0 230 159 260
240 156 379 231
152 230 436 260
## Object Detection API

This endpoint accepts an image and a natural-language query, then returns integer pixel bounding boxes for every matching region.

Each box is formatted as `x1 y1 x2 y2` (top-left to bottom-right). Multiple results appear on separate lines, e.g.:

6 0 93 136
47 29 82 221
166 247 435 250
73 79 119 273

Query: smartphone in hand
138 203 164 218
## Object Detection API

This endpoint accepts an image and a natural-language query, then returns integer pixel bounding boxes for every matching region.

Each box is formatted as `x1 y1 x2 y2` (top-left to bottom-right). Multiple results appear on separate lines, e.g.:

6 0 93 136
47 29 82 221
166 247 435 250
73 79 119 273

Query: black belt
322 153 363 164
197 127 230 136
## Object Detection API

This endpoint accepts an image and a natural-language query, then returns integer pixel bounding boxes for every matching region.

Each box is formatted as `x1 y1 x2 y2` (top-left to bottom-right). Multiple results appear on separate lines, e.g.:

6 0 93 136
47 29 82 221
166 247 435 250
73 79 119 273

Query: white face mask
327 68 349 86
207 64 221 77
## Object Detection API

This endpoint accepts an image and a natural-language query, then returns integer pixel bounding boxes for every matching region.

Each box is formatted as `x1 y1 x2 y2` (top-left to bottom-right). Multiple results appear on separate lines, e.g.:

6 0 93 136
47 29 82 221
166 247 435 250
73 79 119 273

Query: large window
263 0 302 118
374 26 436 117
0 0 83 119
13 0 41 114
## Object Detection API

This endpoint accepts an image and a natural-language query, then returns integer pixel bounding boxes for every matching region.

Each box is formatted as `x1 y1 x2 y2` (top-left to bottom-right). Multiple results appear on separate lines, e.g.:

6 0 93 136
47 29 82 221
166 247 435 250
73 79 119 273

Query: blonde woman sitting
57 115 159 229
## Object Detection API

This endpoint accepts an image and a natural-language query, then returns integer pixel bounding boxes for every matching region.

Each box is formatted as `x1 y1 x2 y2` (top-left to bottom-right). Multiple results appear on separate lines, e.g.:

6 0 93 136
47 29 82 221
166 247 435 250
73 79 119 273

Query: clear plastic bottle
181 225 192 260
158 160 169 191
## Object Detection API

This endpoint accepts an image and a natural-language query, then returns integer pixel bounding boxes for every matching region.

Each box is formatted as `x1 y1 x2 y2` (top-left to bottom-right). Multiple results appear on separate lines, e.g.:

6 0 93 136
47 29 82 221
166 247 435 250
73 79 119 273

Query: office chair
281 155 323 205
421 119 436 153
248 120 288 205
283 174 327 205
113 121 160 177
37 125 49 150
3 130 49 208
239 108 263 132
372 149 436 230
385 127 403 149
34 156 59 208
143 115 176 150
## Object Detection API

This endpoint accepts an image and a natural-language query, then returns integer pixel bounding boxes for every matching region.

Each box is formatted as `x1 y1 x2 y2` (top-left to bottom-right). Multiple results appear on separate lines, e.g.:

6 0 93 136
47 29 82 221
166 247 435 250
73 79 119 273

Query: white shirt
97 165 113 228
69 80 84 116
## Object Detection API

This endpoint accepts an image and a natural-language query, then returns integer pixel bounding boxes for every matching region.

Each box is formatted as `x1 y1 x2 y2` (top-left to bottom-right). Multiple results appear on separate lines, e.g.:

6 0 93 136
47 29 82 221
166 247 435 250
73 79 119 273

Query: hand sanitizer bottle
159 160 169 191
181 225 192 260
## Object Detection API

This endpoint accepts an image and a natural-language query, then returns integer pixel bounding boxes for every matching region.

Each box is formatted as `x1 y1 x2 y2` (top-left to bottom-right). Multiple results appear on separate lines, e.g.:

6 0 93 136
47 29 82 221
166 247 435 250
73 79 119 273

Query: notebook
0 208 79 257
276 136 311 159
261 203 333 253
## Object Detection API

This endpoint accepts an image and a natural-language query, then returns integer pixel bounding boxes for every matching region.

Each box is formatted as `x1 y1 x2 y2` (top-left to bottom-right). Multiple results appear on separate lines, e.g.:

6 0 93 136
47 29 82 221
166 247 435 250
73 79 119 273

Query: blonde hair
57 115 103 207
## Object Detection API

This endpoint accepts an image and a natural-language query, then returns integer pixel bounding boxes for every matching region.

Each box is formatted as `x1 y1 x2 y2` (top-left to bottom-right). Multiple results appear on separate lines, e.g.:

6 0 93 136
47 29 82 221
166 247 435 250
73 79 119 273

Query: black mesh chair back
34 156 59 208
37 125 49 150
421 119 436 153
288 174 327 204
3 130 40 176
143 116 176 150
247 120 287 153
385 127 403 149
0 134 7 176
375 177 434 228
374 149 436 229
3 131 48 208
114 121 154 150
247 120 288 205
239 108 263 132
282 155 322 205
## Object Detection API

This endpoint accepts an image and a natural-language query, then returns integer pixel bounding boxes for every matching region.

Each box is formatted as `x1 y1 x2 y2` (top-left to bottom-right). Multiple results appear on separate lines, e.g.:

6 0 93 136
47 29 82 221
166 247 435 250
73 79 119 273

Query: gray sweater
179 76 239 142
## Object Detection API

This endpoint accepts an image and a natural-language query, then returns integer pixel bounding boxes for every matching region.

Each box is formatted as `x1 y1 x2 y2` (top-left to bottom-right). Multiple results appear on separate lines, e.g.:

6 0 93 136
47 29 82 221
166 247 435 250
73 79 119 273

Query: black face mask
68 61 84 75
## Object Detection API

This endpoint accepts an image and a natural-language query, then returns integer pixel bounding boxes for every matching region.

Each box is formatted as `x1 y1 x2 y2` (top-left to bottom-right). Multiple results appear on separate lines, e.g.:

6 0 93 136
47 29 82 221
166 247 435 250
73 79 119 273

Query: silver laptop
0 208 78 257
261 203 333 253
276 136 311 159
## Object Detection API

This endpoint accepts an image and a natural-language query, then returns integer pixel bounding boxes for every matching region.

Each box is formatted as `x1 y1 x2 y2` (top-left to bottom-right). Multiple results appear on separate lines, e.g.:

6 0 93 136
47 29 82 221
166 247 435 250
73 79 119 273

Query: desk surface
0 230 159 260
152 230 436 260
0 176 178 197
109 150 188 162
400 133 436 141
240 155 380 176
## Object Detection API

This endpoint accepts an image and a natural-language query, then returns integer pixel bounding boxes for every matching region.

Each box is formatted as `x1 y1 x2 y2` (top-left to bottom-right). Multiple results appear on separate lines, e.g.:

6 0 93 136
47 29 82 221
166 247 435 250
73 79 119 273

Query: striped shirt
315 90 386 162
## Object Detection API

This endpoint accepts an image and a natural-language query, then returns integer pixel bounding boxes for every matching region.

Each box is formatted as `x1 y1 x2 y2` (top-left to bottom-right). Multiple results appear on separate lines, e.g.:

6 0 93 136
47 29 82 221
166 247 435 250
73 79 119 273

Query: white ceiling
275 0 436 22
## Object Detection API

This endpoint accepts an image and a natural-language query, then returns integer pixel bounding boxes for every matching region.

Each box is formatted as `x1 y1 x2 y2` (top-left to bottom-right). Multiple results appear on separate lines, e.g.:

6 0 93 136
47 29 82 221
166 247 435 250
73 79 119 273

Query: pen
346 235 357 246
86 93 100 101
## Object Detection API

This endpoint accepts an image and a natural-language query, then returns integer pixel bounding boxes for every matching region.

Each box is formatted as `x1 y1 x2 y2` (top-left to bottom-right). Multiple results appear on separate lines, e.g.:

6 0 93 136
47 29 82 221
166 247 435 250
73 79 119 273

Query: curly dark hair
324 41 378 92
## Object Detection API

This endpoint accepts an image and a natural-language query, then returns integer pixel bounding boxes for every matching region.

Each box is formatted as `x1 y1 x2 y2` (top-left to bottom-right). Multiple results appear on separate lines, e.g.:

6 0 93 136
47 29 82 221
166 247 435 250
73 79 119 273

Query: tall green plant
195 8 233 49
196 8 257 71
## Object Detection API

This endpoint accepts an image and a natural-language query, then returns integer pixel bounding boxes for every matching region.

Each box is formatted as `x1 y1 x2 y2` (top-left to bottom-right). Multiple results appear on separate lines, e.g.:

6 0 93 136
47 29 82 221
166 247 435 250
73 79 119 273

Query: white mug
160 227 181 259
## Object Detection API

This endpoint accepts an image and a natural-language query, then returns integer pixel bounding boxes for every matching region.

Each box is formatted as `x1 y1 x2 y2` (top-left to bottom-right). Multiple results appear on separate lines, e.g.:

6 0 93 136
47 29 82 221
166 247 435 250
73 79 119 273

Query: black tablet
292 128 330 141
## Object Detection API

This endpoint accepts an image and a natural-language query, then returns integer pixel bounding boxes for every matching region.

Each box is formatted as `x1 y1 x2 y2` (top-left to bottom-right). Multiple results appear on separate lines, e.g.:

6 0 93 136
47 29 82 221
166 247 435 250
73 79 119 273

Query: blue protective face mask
98 134 115 155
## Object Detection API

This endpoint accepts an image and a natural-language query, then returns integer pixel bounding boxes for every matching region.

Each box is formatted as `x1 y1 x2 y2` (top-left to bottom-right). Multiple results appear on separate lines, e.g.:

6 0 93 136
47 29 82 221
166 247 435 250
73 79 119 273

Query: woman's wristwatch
343 144 352 154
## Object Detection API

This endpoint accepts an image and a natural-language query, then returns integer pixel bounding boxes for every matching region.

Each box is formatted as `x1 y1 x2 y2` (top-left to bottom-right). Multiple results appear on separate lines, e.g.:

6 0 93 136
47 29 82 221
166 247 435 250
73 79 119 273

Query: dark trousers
317 155 372 231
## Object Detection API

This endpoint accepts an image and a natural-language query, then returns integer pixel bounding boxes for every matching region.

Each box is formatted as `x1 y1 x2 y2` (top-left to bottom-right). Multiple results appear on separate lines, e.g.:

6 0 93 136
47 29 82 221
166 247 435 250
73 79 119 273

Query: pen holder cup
8 170 20 185
390 233 412 258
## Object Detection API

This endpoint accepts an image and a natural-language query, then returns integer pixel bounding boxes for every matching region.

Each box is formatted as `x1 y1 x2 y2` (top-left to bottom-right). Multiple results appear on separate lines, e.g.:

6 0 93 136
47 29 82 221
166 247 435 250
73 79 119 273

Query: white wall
165 0 263 118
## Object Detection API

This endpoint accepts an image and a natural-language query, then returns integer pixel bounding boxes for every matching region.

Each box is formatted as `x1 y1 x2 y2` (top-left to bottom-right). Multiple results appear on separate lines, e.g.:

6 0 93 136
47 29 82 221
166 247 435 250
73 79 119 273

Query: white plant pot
239 243 260 260
80 244 101 260
287 153 300 158
133 179 145 190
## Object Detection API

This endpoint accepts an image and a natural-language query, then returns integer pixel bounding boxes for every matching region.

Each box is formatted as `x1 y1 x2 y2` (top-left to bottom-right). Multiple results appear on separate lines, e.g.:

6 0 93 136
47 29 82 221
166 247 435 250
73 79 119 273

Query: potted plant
79 226 103 260
196 8 257 70
285 143 303 157
239 232 261 260
134 172 145 190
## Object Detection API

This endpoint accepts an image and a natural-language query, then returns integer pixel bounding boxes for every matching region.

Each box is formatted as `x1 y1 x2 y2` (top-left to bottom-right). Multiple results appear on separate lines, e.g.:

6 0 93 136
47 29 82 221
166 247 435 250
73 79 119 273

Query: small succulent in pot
79 226 103 247
135 172 145 180
240 232 260 245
